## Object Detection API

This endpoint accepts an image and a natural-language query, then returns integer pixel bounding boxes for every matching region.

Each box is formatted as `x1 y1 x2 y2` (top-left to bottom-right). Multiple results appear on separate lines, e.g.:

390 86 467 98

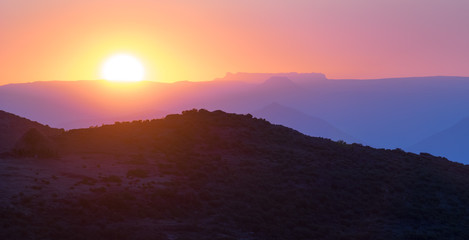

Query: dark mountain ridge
1 109 469 239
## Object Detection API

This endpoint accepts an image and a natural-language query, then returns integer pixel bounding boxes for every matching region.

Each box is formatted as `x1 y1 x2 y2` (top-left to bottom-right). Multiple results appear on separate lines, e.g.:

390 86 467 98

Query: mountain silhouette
1 109 469 239
409 117 469 163
256 76 300 92
252 102 358 142
215 72 327 84
4 75 469 162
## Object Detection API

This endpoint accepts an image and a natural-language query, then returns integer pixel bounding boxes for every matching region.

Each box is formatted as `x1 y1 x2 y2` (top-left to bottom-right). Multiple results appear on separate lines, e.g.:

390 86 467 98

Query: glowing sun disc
101 54 145 82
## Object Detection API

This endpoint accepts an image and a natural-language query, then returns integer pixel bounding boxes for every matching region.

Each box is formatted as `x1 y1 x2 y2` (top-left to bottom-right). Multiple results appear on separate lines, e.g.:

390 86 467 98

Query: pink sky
1 0 468 84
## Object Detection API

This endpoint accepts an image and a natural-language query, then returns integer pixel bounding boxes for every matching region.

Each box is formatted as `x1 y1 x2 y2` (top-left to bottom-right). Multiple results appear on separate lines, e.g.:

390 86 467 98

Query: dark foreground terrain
1 109 469 239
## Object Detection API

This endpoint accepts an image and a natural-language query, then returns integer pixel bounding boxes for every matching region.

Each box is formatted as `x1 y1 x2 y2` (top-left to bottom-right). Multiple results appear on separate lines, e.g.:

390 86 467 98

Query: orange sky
1 0 469 84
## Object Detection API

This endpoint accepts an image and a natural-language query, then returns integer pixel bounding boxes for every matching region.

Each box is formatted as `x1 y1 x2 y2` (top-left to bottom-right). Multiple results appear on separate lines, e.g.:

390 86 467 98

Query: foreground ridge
1 109 469 240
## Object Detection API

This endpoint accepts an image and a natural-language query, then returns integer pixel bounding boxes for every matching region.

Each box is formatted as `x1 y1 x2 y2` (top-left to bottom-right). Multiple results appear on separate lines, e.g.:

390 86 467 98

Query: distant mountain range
214 72 327 84
2 73 469 163
1 109 469 239
252 102 358 143
408 117 469 163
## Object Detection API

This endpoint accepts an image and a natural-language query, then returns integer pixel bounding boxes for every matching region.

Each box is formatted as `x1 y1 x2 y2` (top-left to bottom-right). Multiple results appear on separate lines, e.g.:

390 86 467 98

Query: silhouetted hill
252 102 358 142
0 110 61 153
2 109 469 239
409 117 469 163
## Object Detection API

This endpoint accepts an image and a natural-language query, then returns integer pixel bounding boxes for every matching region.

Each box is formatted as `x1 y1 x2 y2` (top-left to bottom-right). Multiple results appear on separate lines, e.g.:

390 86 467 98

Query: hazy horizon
3 72 469 86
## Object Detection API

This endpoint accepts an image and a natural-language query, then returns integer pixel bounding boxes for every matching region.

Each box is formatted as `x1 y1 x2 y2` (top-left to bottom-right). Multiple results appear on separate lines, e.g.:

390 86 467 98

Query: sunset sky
1 0 468 84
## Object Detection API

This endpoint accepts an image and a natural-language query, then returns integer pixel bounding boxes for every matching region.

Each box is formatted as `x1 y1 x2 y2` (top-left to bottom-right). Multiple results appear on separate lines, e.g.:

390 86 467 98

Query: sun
100 54 145 82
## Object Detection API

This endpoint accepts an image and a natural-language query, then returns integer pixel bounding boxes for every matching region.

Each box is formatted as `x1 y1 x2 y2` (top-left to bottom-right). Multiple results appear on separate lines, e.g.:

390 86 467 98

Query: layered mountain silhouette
409 117 469 163
1 109 469 239
252 102 357 143
3 74 469 162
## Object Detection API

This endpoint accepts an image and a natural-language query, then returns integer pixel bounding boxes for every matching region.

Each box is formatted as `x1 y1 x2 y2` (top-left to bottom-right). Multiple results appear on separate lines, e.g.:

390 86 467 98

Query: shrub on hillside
127 169 148 178
12 128 57 158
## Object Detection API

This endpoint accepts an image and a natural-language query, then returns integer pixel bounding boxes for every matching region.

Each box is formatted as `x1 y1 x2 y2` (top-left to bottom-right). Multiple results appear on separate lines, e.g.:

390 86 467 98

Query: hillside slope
0 110 62 153
1 109 469 240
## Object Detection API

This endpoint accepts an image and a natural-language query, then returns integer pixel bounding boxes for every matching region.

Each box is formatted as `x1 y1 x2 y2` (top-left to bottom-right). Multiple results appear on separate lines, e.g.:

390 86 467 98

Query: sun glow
100 54 145 82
